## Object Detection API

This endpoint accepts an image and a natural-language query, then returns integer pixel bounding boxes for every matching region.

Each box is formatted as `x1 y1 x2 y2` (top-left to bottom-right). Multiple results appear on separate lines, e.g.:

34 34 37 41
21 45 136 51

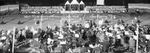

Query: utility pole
136 23 139 53
68 14 71 30
40 14 43 29
12 27 16 53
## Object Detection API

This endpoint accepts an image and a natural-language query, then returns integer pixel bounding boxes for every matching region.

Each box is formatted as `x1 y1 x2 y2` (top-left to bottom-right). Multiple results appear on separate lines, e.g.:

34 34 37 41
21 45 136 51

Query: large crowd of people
86 6 127 13
0 17 150 53
20 6 127 14
21 6 63 14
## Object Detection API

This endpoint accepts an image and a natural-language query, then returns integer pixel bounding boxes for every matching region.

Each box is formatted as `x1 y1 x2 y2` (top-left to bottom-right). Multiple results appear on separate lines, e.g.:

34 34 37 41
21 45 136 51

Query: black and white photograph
0 0 150 53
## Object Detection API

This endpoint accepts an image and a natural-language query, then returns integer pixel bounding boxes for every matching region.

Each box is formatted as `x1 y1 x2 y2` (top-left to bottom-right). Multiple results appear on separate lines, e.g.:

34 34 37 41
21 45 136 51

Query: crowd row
86 6 127 13
21 6 64 13
0 18 150 53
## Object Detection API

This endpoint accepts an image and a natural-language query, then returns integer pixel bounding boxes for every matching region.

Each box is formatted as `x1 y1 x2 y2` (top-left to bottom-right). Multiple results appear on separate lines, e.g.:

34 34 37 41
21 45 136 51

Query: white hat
98 19 104 25
0 42 3 47
0 36 7 40
60 41 66 44
133 35 138 40
75 34 79 37
145 35 150 40
56 32 59 35
47 25 51 29
125 31 130 35
119 25 125 30
134 17 137 20
31 27 34 31
7 30 11 35
85 23 90 28
89 44 94 48
25 26 29 30
33 30 38 35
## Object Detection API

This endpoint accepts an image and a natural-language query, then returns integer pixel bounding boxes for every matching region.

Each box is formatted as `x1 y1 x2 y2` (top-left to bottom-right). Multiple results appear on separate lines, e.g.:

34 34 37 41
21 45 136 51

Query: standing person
0 40 3 52
101 39 110 53
80 46 88 53
146 40 150 53
25 29 33 39
129 36 135 52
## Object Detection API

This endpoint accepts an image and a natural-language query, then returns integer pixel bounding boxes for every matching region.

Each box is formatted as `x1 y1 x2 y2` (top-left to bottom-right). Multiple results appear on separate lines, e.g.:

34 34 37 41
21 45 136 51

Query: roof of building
65 1 70 5
71 0 79 4
79 1 84 4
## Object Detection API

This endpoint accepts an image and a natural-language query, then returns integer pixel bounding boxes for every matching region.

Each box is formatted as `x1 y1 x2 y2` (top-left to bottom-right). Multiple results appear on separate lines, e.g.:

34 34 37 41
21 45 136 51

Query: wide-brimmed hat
0 36 7 40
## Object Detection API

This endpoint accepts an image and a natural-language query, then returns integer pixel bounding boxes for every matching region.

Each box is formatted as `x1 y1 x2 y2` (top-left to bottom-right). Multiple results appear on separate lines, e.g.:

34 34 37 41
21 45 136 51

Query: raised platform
61 11 89 13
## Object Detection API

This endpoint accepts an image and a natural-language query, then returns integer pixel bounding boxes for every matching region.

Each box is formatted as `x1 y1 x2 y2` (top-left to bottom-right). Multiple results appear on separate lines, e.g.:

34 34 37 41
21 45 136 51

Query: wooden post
40 14 43 29
97 13 99 26
68 15 71 30
136 23 139 53
0 16 2 21
82 14 85 25
60 18 62 32
111 14 113 20
12 27 16 53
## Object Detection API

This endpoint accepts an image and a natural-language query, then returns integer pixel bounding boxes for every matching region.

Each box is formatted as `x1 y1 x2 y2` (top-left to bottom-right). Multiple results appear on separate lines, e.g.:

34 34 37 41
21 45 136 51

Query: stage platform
61 11 89 13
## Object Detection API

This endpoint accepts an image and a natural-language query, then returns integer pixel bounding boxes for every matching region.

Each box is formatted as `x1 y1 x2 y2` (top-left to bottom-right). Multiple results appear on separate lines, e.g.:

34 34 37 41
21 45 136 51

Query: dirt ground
0 13 150 30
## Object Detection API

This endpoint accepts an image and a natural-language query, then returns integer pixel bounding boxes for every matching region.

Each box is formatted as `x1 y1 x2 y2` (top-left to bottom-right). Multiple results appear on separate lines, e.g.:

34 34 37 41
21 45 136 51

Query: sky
0 0 150 6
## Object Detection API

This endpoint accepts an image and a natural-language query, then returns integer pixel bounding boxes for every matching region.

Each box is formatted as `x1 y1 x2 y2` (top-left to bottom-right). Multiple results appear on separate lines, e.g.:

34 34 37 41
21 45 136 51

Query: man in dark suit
147 40 150 52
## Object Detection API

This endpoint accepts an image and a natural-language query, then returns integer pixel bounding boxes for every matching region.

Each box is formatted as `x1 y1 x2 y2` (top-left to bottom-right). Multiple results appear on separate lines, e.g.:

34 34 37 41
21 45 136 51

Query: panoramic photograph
0 0 150 53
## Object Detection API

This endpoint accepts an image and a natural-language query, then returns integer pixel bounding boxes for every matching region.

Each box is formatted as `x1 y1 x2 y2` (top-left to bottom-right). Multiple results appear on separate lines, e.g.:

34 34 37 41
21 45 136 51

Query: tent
79 0 85 10
65 1 71 11
70 0 79 11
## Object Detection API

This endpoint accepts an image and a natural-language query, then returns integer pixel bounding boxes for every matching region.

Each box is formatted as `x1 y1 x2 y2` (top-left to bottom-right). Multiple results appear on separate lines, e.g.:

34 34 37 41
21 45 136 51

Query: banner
97 0 104 5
